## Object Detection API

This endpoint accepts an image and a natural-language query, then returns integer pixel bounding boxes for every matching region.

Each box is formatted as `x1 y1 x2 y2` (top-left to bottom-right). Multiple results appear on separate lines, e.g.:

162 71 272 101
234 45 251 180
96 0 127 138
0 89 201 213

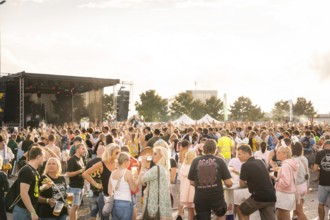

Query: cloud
312 53 330 80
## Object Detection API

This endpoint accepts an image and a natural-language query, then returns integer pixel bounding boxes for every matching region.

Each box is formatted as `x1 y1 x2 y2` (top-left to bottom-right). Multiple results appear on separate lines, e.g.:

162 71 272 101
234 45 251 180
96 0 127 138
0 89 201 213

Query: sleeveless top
101 161 112 195
110 169 131 202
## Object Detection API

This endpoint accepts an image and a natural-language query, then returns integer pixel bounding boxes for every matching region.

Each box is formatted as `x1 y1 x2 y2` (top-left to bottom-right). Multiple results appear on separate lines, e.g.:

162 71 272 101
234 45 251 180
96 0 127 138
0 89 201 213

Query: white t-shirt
254 150 270 167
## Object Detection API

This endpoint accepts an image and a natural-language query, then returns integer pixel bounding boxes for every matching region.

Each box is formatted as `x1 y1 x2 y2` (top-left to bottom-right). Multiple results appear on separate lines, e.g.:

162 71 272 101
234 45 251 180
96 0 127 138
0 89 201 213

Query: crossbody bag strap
157 165 160 212
45 175 69 207
111 170 124 195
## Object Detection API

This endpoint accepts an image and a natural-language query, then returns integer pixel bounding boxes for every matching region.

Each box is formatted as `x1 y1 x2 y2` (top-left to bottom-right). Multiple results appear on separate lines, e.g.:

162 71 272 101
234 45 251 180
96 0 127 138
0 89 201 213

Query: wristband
80 169 83 174
46 198 49 204
30 211 37 216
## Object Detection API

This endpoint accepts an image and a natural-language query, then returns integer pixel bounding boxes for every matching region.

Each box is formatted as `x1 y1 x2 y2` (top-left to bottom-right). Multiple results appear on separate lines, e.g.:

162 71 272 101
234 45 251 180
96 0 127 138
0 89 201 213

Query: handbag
45 175 71 216
102 171 124 217
143 165 160 220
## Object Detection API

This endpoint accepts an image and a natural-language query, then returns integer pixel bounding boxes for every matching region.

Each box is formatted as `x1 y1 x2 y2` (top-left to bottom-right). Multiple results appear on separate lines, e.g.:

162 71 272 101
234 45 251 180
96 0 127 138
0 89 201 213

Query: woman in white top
254 141 269 167
108 152 138 220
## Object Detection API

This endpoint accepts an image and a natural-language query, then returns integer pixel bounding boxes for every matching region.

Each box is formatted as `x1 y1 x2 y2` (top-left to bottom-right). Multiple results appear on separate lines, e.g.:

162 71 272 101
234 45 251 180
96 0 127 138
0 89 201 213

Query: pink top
275 158 298 193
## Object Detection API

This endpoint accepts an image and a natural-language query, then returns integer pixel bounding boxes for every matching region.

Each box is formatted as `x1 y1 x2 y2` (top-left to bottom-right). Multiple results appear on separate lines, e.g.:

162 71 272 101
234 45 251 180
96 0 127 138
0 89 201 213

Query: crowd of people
0 120 330 220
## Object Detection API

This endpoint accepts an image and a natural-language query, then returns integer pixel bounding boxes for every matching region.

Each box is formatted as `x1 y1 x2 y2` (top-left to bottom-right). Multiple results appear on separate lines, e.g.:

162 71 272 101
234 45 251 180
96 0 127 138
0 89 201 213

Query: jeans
40 215 67 220
13 205 31 220
112 200 133 220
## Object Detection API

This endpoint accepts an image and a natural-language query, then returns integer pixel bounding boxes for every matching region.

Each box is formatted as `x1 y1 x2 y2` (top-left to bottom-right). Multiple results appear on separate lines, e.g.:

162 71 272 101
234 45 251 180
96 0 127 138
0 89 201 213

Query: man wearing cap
314 139 330 220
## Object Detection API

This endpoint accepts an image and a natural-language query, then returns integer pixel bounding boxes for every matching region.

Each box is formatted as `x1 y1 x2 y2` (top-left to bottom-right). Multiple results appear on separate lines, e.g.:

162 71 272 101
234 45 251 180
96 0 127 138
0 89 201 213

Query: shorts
234 188 251 205
88 194 99 217
195 196 227 220
239 196 275 220
275 191 296 211
68 187 83 206
296 182 308 199
318 185 330 205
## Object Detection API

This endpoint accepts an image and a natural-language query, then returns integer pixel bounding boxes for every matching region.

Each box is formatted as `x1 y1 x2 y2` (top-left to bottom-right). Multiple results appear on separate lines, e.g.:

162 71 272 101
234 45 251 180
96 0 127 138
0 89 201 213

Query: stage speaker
116 90 129 121
3 80 19 123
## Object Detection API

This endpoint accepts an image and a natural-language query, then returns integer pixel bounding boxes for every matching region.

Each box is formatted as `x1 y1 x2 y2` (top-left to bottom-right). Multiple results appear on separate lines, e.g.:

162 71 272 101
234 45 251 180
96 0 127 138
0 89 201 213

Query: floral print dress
141 165 172 220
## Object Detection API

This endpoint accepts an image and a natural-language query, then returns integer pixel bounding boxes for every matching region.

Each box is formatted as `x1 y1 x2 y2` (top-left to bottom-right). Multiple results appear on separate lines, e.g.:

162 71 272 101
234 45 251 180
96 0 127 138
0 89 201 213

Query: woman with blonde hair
274 146 298 220
179 150 196 220
83 143 121 220
108 152 139 219
139 146 172 220
38 157 68 220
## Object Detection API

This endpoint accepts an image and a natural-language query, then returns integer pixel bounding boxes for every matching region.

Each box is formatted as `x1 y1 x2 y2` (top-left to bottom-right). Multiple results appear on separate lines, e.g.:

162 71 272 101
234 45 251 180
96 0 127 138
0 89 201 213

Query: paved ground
5 170 326 220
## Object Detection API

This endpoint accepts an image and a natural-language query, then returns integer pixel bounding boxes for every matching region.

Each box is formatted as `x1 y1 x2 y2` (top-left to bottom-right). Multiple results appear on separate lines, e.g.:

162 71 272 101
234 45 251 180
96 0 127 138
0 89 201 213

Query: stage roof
1 72 120 94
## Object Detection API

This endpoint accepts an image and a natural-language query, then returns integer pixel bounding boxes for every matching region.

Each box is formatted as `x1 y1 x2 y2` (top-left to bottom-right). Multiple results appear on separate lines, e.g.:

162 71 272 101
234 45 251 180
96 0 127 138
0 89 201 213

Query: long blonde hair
43 157 62 176
154 146 170 171
102 143 120 163
183 150 196 165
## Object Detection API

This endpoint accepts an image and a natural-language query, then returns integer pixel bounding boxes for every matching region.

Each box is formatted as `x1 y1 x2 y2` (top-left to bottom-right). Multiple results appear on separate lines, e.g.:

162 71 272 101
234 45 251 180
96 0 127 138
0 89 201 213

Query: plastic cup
53 201 64 216
67 193 74 205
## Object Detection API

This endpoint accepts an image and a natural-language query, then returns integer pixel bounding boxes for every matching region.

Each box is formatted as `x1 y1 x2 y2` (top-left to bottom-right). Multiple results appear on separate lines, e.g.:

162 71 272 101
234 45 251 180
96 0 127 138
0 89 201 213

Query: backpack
302 137 310 149
5 175 21 213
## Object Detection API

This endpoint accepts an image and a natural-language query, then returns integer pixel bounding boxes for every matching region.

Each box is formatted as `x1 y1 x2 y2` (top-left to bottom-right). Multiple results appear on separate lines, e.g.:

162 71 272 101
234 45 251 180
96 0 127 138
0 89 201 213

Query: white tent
197 114 220 124
172 114 195 125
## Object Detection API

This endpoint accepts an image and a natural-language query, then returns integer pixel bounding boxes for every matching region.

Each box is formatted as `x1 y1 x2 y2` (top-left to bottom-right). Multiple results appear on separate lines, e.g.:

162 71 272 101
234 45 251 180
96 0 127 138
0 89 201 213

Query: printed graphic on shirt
52 183 66 200
34 175 40 197
321 153 330 171
197 158 217 189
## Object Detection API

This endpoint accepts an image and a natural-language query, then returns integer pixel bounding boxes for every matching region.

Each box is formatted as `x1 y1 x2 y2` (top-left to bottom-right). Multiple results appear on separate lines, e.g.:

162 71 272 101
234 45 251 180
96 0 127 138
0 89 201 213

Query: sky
1 0 330 115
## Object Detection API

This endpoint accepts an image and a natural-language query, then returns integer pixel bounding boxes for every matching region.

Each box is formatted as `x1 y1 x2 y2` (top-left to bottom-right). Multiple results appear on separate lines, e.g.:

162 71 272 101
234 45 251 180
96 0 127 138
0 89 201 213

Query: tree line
103 90 317 122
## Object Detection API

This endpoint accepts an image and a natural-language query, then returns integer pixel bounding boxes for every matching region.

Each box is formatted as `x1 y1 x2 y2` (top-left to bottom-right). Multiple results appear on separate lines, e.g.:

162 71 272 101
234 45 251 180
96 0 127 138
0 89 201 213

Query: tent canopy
197 114 220 124
172 114 195 125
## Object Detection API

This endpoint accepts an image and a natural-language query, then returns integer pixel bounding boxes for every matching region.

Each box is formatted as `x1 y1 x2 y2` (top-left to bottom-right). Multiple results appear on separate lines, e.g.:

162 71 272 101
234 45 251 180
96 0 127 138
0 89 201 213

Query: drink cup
53 201 64 216
131 167 138 176
67 192 74 205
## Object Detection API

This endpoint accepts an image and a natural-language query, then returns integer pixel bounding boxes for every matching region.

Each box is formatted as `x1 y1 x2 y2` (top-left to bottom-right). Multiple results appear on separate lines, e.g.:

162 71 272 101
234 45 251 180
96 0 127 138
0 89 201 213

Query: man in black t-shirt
67 143 86 220
84 145 105 220
188 139 233 220
13 145 45 220
237 144 276 220
314 140 330 220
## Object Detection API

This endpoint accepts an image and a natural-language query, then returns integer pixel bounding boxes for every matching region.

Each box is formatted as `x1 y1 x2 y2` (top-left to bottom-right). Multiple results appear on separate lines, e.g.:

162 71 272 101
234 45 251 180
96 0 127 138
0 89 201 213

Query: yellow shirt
217 136 233 159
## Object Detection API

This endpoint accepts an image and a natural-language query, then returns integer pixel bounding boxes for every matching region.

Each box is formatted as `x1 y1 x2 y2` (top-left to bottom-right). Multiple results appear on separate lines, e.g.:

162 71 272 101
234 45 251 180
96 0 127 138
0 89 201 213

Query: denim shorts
13 205 31 220
68 187 83 206
112 200 133 220
318 185 330 204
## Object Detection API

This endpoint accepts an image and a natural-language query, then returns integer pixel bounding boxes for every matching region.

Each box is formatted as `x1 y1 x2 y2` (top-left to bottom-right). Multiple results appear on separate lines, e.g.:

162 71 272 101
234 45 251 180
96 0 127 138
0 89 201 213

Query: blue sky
1 0 330 114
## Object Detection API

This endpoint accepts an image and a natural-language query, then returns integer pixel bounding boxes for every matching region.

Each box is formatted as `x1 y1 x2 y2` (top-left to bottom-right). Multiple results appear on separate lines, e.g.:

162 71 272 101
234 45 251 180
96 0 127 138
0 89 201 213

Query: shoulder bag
143 165 160 220
102 170 125 217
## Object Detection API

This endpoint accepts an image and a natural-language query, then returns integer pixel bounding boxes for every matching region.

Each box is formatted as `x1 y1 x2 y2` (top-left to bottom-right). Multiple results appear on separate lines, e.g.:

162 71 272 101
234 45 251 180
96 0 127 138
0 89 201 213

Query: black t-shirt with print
17 164 40 209
315 149 330 186
240 157 276 202
67 155 84 188
0 171 9 198
86 158 102 196
38 175 68 217
188 155 231 201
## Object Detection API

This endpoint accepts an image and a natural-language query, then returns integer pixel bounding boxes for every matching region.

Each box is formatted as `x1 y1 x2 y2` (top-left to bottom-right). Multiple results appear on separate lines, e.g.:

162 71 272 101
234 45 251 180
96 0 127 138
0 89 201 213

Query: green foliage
170 93 195 119
102 93 114 120
205 96 224 121
230 96 264 121
190 99 206 120
271 100 290 122
293 97 317 119
135 90 168 122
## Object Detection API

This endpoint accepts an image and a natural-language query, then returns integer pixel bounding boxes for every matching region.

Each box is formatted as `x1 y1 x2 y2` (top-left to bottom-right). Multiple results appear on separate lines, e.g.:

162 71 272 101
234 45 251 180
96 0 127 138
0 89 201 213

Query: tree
271 100 289 122
170 93 195 119
204 96 224 121
102 93 114 120
191 99 206 120
293 97 317 119
135 90 168 122
230 96 264 121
